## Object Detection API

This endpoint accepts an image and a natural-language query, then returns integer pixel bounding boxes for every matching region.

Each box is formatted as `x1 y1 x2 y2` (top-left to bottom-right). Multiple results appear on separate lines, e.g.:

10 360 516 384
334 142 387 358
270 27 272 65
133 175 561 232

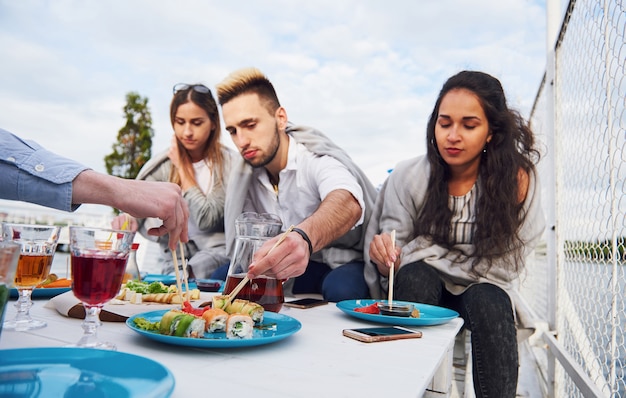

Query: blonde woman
113 83 233 278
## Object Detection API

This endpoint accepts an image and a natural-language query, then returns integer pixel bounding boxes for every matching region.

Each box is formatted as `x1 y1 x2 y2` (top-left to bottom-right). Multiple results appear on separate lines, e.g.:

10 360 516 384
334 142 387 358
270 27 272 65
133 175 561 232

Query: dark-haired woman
364 71 545 397
113 83 233 278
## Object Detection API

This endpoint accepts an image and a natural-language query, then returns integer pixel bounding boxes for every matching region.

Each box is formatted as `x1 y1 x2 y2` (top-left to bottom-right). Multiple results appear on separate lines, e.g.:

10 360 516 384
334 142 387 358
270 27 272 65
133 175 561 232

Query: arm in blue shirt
0 129 89 212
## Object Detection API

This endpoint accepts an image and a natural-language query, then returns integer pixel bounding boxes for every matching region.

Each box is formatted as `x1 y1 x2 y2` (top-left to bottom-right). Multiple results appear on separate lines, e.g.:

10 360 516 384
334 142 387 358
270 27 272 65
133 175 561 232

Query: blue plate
10 287 70 299
336 299 459 326
142 274 178 285
0 347 175 398
133 275 197 290
127 310 301 348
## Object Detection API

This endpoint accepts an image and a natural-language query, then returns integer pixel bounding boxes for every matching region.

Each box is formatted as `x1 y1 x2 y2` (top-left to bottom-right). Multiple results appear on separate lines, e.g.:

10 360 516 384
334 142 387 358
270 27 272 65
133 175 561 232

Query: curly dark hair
416 70 540 275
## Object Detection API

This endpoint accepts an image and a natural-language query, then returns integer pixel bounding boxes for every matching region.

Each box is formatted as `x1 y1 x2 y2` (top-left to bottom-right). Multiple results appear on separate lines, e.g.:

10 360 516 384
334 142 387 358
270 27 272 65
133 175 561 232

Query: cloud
0 0 547 189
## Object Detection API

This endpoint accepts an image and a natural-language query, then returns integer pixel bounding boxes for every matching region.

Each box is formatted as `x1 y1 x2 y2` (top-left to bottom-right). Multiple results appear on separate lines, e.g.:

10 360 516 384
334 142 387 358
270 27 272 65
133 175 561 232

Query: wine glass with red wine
68 226 135 350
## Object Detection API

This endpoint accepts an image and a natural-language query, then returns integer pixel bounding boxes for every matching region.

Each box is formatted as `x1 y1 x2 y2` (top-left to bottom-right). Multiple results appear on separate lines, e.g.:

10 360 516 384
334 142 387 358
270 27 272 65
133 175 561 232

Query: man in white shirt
214 67 377 302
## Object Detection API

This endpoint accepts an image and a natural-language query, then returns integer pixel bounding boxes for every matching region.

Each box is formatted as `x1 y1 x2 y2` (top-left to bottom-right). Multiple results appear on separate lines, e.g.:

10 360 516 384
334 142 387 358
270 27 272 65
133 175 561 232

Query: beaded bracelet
292 228 313 256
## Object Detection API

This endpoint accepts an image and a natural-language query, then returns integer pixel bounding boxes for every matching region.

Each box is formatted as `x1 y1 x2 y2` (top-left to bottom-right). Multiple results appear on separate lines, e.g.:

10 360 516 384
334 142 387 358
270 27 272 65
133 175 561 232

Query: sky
0 0 549 216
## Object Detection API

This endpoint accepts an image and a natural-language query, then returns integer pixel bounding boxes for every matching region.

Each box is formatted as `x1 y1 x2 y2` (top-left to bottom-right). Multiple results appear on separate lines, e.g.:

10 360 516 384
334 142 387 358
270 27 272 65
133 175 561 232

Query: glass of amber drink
2 223 61 331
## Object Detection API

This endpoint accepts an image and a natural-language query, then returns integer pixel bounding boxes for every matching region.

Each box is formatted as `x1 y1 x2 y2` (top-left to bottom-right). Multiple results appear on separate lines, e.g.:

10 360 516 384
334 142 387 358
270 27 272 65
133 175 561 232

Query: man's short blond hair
216 67 281 114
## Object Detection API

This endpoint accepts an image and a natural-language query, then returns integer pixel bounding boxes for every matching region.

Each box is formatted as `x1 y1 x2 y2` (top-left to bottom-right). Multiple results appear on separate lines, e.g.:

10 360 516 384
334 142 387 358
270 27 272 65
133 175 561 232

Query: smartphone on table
284 298 328 309
342 326 422 343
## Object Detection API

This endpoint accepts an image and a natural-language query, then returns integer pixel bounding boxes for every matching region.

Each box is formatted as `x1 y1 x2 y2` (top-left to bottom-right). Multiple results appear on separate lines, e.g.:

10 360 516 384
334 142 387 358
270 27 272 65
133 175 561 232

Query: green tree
104 92 154 213
105 92 154 179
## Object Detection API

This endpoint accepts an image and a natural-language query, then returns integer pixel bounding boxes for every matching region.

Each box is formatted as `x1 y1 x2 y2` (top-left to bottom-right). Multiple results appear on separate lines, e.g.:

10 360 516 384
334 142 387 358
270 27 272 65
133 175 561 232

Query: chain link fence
523 0 625 396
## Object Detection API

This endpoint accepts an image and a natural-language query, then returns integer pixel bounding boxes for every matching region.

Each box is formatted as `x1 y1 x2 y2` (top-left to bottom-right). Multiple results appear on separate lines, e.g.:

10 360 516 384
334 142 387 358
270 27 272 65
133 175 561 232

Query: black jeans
292 260 370 302
395 261 518 398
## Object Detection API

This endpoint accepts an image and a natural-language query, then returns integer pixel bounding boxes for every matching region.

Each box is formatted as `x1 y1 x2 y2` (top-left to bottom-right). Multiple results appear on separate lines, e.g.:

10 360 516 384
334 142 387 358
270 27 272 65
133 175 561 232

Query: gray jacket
364 155 546 321
136 146 234 276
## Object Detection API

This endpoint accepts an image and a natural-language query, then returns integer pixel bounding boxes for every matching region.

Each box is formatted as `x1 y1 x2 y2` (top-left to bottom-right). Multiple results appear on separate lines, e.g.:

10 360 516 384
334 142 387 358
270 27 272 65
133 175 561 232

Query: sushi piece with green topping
159 310 205 338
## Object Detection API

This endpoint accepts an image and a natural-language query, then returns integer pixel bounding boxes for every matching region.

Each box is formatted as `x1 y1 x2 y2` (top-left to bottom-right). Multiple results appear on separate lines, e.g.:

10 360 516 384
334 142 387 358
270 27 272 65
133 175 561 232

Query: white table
0 296 463 397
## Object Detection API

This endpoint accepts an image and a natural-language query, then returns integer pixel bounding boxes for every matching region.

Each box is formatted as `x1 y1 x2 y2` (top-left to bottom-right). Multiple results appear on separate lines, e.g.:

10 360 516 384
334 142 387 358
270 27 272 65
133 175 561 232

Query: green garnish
125 280 169 294
133 317 160 331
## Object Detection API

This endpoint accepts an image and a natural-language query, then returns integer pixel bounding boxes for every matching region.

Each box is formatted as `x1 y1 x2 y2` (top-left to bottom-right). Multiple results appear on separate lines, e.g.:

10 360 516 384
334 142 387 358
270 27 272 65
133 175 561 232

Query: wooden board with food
114 280 200 305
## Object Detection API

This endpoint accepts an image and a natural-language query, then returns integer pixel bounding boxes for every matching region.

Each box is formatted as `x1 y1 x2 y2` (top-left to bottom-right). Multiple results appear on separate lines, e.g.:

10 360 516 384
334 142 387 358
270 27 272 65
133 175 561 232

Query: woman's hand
167 136 182 170
167 135 196 191
369 232 401 276
111 213 138 232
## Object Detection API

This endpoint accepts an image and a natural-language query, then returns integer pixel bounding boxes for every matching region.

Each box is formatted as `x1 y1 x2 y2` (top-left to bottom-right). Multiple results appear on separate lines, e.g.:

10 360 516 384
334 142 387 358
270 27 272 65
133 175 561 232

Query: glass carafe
223 212 283 312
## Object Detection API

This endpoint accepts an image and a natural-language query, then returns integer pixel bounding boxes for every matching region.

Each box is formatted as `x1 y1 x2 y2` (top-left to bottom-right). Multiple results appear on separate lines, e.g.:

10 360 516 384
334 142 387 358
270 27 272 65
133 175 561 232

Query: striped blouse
449 184 477 244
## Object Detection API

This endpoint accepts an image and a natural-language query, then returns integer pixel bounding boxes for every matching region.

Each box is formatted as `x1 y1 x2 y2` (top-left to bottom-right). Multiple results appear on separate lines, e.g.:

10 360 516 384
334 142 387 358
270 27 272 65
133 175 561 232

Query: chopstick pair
170 242 190 304
225 225 295 306
388 230 396 308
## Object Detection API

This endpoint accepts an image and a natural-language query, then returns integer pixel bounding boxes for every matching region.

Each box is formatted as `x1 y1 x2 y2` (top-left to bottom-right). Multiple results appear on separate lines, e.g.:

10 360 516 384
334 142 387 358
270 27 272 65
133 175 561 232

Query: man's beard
245 123 281 169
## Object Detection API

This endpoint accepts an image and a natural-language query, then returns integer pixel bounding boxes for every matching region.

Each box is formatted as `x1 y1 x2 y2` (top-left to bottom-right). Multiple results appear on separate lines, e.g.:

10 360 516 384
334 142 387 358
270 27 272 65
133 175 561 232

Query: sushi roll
222 299 264 323
212 295 229 310
202 308 228 332
212 296 264 324
225 299 248 314
159 310 205 338
159 310 183 334
226 314 254 339
239 301 264 324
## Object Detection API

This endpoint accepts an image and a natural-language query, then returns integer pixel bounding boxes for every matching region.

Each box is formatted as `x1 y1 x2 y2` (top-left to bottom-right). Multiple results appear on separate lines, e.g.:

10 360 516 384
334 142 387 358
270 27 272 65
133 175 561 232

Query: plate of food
115 279 201 305
336 299 459 326
0 347 174 398
126 308 302 348
10 276 72 299
10 287 71 299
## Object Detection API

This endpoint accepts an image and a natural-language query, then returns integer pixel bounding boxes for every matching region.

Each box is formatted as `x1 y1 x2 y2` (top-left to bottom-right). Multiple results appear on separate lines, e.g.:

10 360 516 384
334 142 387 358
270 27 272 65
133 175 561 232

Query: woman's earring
483 145 487 153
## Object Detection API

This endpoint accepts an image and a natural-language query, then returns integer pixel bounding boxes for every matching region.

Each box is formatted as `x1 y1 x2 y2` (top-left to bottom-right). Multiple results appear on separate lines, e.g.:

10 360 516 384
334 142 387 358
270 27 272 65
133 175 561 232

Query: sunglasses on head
172 83 211 95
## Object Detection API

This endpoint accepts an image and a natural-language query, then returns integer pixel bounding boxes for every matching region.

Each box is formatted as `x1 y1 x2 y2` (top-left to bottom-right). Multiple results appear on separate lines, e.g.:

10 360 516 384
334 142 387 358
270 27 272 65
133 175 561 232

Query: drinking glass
2 223 61 331
0 241 21 339
69 226 135 350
